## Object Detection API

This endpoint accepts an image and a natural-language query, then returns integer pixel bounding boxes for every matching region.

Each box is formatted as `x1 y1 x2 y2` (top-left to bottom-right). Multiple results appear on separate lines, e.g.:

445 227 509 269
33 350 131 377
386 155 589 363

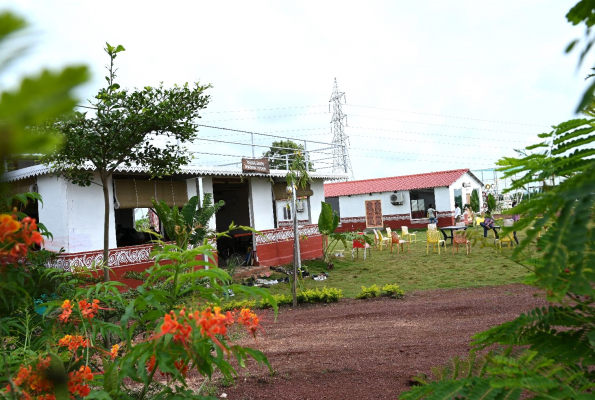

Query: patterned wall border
278 220 310 228
49 244 154 271
437 211 455 218
256 224 321 245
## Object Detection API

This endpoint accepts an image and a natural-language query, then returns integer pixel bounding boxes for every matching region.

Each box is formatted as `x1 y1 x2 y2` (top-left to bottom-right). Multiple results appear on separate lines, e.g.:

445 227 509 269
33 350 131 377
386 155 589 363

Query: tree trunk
100 172 111 282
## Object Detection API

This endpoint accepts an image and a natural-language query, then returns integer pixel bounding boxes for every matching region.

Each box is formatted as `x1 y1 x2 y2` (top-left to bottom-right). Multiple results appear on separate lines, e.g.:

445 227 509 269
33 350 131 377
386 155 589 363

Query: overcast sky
2 0 591 180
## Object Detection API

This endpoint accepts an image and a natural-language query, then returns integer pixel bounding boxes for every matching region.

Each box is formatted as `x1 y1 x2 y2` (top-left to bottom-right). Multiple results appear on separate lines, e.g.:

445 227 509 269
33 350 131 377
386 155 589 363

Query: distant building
324 168 483 231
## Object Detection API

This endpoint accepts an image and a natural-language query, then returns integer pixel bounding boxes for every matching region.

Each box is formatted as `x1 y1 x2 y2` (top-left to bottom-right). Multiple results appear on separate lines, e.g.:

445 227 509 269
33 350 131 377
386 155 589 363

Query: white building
2 163 345 277
324 168 483 231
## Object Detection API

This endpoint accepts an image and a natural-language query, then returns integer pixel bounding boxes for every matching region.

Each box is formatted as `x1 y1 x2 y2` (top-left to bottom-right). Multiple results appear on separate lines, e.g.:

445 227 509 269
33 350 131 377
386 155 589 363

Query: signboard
242 158 270 174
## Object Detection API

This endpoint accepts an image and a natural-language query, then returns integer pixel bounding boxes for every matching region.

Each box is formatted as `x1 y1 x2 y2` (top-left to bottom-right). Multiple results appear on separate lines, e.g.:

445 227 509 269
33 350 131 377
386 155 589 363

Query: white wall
249 177 275 231
449 172 484 211
67 172 117 253
200 177 215 230
337 190 411 218
434 187 451 212
37 175 70 253
186 178 198 199
308 179 325 224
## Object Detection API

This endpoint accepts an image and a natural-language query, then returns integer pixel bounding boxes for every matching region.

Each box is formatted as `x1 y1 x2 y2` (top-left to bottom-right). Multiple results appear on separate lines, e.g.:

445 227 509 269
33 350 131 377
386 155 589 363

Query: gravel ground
218 283 547 400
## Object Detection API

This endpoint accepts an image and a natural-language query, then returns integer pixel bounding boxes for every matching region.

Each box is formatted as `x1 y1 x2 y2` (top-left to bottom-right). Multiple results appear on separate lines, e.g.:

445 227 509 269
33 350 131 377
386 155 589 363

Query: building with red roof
324 168 483 231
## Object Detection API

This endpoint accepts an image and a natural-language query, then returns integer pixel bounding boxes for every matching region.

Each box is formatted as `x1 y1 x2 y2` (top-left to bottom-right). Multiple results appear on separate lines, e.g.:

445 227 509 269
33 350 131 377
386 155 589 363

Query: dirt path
220 284 546 400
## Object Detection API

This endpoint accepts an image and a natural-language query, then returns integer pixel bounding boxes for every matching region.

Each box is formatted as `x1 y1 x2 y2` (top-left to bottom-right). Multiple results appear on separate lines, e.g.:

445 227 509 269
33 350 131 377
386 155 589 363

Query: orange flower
78 299 100 320
110 344 119 360
146 355 157 373
0 214 43 263
59 299 73 323
152 311 193 344
68 365 93 398
0 214 21 240
5 357 54 398
196 307 234 351
237 308 262 337
174 360 188 377
58 334 89 352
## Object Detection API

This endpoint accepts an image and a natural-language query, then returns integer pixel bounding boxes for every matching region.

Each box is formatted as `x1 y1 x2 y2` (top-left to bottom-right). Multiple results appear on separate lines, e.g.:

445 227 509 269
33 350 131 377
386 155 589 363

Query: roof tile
324 169 470 197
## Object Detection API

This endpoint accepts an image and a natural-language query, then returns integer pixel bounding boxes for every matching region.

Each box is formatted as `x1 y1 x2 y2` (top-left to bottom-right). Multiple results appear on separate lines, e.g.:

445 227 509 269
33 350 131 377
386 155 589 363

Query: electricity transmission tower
329 78 353 179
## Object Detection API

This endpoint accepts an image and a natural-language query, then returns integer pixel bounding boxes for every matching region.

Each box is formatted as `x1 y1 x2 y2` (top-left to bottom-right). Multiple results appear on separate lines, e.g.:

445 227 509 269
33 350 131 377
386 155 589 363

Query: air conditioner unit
462 182 471 188
390 193 403 205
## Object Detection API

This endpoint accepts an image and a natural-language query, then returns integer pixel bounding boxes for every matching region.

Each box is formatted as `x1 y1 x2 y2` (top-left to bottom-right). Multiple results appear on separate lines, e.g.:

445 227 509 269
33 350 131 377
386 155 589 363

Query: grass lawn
239 227 533 299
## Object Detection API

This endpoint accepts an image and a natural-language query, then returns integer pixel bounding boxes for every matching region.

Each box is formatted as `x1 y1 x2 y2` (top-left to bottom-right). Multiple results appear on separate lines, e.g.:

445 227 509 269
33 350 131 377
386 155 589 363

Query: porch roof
1 163 347 183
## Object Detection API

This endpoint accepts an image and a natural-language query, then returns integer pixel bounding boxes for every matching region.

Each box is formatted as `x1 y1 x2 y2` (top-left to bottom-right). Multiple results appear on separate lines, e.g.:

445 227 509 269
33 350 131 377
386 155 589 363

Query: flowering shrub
355 284 382 299
0 212 276 399
0 214 43 263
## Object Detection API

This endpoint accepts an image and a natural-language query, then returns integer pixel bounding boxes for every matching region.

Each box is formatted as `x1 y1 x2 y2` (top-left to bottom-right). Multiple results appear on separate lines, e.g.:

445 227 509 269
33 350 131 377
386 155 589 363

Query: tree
262 140 315 171
470 189 480 213
44 43 211 281
486 193 497 212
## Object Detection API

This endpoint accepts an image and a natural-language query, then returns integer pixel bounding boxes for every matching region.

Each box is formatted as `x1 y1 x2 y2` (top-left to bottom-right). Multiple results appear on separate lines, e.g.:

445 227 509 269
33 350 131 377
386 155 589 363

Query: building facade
324 169 483 232
2 163 344 277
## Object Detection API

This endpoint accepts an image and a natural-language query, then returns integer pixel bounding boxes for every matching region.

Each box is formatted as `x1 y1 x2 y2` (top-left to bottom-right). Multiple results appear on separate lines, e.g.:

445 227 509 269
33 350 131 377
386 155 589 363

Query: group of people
427 202 520 244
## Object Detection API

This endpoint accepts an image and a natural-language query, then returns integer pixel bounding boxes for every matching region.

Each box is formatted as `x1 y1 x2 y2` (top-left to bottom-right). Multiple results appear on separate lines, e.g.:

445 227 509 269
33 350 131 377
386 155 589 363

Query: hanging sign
242 158 270 174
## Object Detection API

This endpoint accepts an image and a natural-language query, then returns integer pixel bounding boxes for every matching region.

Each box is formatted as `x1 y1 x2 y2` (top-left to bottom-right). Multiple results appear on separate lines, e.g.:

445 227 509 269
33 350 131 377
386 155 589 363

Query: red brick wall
255 235 323 266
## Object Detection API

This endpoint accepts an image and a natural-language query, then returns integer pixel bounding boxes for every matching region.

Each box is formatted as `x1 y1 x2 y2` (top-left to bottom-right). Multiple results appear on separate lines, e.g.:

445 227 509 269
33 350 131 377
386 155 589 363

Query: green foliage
318 201 373 269
382 284 405 299
486 193 497 212
151 193 224 248
259 294 293 309
470 189 480 213
400 25 595 395
262 140 315 171
297 287 343 303
355 284 381 299
135 217 149 231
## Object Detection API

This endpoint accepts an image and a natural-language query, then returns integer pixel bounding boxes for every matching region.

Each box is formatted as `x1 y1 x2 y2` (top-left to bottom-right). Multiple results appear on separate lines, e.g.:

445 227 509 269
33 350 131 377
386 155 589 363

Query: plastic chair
452 230 470 255
401 226 417 243
427 229 445 254
376 229 391 251
499 219 515 249
352 233 371 260
386 227 393 238
390 232 409 254
475 217 485 228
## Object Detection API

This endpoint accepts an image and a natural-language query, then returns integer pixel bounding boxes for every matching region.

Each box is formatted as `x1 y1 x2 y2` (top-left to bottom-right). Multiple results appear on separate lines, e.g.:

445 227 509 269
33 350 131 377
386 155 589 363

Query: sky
2 0 592 180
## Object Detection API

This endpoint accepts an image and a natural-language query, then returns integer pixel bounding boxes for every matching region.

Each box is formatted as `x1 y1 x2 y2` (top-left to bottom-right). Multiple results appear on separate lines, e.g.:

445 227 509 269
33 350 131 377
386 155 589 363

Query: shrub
298 287 343 303
356 284 381 299
219 299 258 312
260 294 293 308
382 284 405 299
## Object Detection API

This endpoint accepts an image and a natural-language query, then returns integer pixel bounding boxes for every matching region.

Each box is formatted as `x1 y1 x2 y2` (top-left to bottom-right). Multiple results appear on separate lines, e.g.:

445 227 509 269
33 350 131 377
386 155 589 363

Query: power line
347 114 535 135
348 125 529 143
201 105 326 114
347 131 517 149
201 112 328 122
344 104 550 127
351 153 497 167
195 124 336 146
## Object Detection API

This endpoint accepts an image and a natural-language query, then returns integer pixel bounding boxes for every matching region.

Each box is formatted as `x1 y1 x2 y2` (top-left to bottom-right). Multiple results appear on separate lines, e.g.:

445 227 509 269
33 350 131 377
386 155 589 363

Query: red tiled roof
324 169 470 197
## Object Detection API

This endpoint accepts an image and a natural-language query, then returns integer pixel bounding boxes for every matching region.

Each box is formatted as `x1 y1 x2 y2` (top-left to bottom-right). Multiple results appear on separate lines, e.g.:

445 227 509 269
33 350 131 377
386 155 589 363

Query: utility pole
329 78 353 179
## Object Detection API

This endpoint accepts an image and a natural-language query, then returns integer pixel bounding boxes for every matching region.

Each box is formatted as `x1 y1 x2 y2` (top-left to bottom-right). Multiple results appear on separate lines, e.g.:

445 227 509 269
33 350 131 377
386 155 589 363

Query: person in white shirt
454 204 461 222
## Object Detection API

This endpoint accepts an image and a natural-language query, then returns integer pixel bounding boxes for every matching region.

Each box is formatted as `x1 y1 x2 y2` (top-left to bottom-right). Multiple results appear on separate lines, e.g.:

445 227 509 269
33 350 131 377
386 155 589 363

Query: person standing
511 201 520 244
427 204 437 224
454 204 461 222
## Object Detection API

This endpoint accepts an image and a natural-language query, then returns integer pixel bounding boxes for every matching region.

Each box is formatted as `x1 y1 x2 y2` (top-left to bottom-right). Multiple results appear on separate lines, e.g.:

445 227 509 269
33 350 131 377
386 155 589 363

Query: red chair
352 233 371 260
391 232 409 254
453 230 470 255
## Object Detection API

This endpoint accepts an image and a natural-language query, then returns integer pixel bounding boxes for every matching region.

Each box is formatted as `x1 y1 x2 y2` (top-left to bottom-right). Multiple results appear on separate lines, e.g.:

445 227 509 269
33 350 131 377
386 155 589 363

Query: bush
260 294 293 308
356 284 381 299
382 284 405 299
298 287 343 303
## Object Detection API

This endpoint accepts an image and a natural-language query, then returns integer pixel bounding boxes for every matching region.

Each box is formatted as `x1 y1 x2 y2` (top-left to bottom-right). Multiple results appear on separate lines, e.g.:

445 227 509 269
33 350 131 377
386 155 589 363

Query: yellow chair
427 229 445 254
499 219 515 250
374 229 390 251
401 226 417 243
475 217 485 227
